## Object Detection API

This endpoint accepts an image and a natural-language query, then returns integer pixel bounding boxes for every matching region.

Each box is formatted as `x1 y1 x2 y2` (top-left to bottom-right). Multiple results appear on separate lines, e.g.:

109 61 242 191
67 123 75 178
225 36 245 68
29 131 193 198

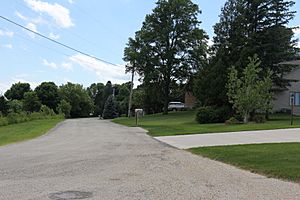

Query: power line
0 15 119 66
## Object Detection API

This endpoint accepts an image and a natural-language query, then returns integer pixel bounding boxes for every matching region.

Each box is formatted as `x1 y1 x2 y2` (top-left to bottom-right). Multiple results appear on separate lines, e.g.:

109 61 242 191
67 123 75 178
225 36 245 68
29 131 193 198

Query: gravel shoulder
0 118 299 200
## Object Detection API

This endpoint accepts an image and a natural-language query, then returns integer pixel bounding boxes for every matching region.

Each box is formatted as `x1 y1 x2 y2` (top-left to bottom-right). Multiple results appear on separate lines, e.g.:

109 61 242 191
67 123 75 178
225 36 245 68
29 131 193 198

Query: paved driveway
0 118 299 200
155 128 300 149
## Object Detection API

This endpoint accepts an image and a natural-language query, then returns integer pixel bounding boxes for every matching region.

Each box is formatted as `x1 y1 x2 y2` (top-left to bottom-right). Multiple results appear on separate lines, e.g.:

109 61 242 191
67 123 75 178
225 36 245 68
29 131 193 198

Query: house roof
279 60 300 66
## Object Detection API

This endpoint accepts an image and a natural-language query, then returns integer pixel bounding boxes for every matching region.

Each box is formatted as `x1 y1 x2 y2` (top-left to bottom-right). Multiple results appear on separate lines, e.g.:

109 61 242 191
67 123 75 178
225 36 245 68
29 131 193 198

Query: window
290 92 300 106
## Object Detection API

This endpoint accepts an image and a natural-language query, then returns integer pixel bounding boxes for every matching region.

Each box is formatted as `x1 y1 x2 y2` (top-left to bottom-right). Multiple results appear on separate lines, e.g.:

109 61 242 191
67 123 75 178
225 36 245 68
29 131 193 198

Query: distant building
273 60 300 115
184 92 196 108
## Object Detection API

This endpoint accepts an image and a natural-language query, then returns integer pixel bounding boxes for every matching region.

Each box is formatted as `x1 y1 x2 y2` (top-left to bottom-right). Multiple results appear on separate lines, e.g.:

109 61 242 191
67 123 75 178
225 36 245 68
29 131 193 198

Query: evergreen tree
102 95 118 119
195 0 297 106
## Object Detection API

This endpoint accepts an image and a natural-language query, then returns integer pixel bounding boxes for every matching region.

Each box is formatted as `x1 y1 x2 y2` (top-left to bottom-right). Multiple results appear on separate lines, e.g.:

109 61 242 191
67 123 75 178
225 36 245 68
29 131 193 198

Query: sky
0 0 299 93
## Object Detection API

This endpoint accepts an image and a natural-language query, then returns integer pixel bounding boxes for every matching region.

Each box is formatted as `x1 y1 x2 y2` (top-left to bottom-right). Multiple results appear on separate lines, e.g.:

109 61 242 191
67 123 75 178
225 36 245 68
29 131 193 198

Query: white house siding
273 66 300 115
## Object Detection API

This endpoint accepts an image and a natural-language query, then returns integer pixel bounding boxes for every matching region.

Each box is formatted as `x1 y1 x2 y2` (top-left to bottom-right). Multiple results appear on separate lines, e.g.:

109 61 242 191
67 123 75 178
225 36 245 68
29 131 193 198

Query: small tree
102 95 118 119
227 55 273 123
57 100 71 118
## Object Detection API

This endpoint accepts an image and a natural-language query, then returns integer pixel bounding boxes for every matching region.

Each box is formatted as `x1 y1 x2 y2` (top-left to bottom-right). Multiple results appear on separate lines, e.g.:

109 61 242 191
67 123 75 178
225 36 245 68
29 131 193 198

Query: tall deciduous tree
35 82 60 111
124 0 208 114
87 83 105 116
59 82 94 118
5 82 31 100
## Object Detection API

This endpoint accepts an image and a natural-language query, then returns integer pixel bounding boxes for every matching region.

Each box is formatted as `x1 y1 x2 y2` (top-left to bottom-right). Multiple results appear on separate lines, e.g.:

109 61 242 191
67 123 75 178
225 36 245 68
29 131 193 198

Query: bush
196 107 217 124
196 106 231 124
225 117 241 125
253 115 266 123
40 105 55 116
0 117 8 126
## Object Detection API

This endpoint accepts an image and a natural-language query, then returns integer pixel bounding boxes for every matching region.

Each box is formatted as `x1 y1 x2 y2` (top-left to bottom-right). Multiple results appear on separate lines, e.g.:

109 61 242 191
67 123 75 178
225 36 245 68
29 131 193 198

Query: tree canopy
124 0 208 114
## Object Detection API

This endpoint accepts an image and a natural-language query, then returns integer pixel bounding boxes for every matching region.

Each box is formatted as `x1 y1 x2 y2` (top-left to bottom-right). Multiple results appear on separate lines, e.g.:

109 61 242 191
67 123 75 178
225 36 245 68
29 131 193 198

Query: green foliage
40 105 55 116
227 55 273 123
102 95 118 119
59 82 93 118
57 100 71 118
35 82 60 111
5 82 31 100
253 115 266 123
124 0 208 114
196 0 297 107
87 83 105 116
0 117 8 126
8 100 23 113
196 106 231 124
0 96 9 116
225 117 241 125
23 91 42 112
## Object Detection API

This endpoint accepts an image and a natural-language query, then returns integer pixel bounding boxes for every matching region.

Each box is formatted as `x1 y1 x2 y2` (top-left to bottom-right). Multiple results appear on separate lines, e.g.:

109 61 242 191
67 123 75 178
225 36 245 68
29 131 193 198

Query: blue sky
0 0 299 93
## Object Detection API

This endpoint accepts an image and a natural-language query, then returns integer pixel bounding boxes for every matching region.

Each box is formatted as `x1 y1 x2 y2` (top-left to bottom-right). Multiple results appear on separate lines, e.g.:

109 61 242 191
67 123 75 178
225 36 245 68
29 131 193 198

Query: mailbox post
135 109 143 126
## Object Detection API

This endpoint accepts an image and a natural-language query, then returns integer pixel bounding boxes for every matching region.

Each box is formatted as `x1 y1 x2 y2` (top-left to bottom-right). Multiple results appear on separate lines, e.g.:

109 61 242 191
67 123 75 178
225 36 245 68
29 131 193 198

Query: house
273 60 300 115
184 92 196 108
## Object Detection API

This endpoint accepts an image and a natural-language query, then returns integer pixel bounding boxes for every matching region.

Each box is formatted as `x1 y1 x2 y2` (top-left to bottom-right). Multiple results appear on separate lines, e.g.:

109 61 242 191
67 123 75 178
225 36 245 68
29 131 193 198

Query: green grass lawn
189 143 300 183
0 118 64 146
112 111 300 136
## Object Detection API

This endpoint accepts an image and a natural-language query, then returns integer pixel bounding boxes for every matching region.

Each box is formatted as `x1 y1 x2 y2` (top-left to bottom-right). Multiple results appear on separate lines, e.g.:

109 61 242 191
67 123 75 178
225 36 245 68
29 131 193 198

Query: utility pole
128 67 134 118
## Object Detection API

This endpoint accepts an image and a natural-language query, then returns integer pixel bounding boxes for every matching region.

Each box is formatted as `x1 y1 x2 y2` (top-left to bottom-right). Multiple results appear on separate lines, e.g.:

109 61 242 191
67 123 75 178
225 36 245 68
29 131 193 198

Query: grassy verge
112 111 300 136
0 118 64 146
189 143 300 183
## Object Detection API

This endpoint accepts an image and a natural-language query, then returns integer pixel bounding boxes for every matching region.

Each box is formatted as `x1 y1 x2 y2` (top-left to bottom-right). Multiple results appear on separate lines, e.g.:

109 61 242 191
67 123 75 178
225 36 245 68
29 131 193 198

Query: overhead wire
0 15 119 67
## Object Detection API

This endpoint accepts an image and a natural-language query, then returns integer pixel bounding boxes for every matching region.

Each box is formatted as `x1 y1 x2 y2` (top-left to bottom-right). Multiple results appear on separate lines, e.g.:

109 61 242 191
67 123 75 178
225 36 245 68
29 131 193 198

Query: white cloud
26 23 38 38
0 29 14 37
15 11 28 21
68 0 74 4
49 32 60 40
2 44 13 49
42 59 57 69
24 0 74 28
61 62 73 70
294 26 300 36
69 54 130 84
42 59 73 70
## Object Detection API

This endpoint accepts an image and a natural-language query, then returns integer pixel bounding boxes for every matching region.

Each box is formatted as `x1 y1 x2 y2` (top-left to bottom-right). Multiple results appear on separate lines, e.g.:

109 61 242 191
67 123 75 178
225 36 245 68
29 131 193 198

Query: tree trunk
243 112 249 123
163 77 171 115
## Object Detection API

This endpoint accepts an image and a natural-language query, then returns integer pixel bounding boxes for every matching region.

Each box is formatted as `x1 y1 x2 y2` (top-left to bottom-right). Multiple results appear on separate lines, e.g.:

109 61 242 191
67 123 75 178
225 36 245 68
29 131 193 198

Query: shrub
196 106 231 124
196 107 217 124
0 117 8 126
253 115 266 123
225 117 241 125
40 105 55 116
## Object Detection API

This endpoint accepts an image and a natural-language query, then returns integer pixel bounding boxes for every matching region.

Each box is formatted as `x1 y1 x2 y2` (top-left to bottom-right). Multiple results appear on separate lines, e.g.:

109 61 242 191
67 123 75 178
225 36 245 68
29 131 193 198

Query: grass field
189 143 300 183
113 111 300 136
0 118 64 146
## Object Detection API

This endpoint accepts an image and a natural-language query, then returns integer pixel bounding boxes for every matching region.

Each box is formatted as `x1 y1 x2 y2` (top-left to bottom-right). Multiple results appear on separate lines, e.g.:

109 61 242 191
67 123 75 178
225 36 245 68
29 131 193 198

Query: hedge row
0 111 63 127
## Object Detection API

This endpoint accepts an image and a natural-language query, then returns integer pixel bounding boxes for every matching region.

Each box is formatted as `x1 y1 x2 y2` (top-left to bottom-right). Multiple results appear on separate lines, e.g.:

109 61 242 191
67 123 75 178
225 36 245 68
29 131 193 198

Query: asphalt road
0 118 299 200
